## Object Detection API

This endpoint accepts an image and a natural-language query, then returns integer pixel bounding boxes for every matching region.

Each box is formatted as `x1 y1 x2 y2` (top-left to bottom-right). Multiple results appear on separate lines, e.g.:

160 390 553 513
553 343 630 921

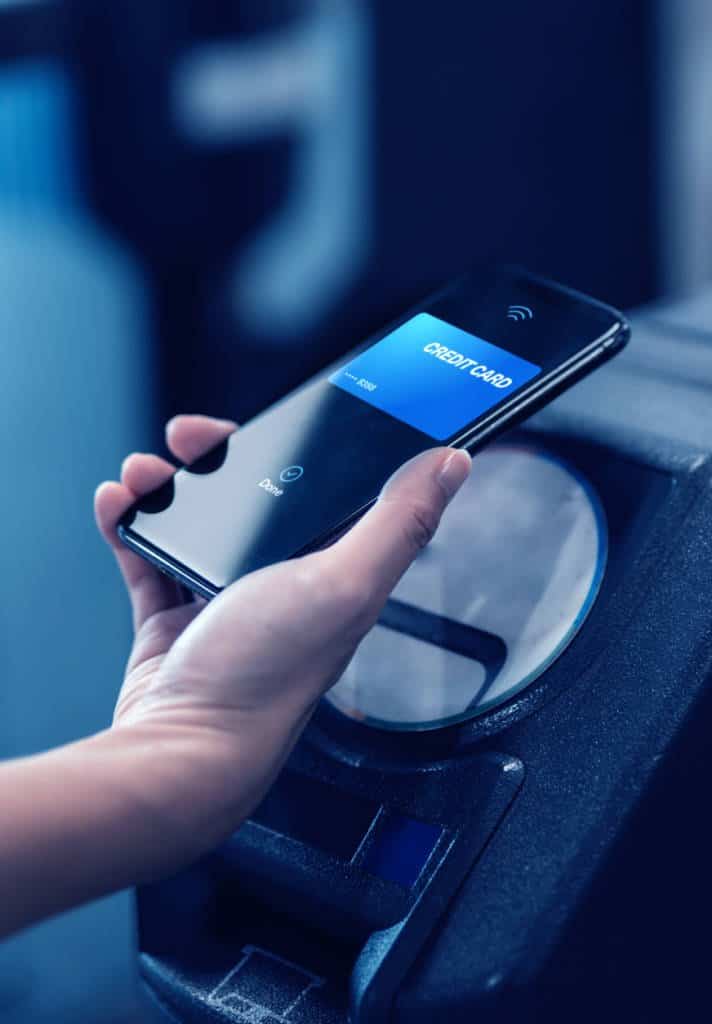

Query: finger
95 480 136 550
120 452 176 496
95 456 182 631
95 479 181 630
95 453 176 546
166 414 237 465
323 447 471 606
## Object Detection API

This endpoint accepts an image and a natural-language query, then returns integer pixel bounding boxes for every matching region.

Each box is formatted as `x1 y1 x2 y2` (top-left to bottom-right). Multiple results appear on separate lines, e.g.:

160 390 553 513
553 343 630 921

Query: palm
113 602 201 724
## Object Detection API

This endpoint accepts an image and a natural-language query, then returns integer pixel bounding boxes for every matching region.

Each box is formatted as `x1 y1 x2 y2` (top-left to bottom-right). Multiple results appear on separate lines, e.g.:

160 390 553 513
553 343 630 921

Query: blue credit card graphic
329 312 541 440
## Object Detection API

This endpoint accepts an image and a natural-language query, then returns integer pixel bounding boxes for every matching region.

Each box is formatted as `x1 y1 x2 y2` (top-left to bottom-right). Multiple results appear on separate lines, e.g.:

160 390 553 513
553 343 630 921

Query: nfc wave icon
507 304 534 322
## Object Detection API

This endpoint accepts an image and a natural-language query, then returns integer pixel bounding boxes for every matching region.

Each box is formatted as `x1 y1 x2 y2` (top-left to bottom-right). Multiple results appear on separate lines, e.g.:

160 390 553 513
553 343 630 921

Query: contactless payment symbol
507 304 534 321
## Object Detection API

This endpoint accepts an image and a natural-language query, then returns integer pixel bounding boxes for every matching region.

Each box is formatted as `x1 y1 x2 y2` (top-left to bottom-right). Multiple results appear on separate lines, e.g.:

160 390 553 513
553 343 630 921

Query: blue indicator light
362 812 443 888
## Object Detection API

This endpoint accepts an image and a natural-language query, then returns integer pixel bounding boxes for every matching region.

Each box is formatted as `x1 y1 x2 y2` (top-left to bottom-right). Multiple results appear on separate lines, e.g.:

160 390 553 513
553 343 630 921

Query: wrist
0 728 236 937
107 705 310 870
94 723 240 873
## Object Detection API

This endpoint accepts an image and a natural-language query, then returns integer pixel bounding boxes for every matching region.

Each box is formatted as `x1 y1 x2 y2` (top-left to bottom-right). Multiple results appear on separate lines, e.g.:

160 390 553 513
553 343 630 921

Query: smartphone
119 266 629 598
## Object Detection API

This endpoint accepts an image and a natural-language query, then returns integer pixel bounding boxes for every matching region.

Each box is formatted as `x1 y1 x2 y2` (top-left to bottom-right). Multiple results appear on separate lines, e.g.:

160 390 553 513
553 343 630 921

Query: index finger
166 414 237 464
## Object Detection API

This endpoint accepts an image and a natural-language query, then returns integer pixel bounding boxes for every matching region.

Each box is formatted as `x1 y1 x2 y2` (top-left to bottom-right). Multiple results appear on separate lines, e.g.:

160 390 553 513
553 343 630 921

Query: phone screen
121 268 625 593
330 313 540 441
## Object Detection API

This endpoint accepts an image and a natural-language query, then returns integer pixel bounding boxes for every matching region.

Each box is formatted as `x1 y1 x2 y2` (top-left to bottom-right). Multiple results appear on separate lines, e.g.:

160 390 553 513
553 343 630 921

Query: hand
95 415 471 871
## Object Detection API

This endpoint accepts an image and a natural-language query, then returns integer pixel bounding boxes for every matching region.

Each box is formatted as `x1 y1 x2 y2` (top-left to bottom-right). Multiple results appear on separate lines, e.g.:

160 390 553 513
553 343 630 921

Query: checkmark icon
279 465 304 483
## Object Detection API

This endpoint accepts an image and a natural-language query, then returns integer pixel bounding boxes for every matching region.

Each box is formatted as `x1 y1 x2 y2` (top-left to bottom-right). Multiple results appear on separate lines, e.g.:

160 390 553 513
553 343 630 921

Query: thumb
322 446 471 605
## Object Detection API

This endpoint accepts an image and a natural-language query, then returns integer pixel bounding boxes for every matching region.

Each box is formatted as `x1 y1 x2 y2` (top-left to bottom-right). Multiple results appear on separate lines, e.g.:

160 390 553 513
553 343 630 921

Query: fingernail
438 449 472 499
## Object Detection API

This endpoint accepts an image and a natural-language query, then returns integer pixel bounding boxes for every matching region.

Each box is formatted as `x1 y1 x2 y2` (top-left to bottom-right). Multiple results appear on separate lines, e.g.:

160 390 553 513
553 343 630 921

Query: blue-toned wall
0 57 150 1024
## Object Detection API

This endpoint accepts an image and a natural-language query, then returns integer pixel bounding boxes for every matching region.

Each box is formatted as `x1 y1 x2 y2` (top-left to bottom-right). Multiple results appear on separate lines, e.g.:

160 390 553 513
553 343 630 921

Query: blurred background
0 1 711 1021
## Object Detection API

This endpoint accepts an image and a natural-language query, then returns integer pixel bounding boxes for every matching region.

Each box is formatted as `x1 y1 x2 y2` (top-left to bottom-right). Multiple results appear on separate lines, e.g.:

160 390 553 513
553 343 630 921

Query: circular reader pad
326 442 607 731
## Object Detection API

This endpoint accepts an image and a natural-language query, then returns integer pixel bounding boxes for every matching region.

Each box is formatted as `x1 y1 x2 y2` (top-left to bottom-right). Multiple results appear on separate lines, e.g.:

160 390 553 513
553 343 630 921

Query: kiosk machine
136 298 712 1023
